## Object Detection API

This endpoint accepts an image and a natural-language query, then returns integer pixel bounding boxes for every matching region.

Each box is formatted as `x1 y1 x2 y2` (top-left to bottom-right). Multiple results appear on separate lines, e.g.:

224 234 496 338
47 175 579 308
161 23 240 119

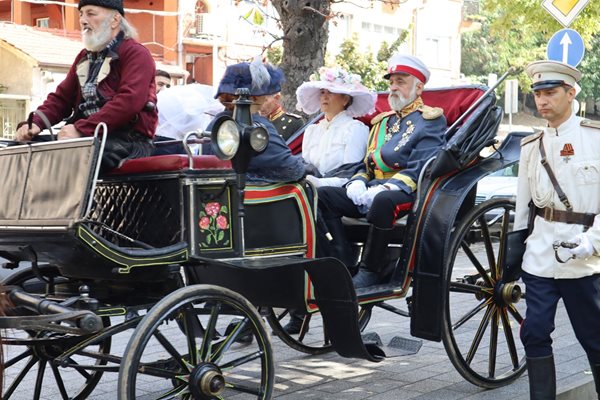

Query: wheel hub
189 363 225 398
494 281 522 306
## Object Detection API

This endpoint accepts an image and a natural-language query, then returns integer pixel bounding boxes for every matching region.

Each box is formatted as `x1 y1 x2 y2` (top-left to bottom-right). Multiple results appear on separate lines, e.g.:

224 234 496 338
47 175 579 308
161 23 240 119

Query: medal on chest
394 120 415 151
560 143 574 163
386 116 402 141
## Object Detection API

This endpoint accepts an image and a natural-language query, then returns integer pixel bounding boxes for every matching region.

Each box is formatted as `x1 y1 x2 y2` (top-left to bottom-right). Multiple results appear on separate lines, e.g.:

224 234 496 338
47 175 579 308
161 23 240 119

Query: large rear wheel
119 284 274 399
442 198 526 388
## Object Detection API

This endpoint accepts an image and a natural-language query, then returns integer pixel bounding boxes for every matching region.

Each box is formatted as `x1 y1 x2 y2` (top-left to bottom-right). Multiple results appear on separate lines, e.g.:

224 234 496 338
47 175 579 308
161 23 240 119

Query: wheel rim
2 266 111 400
266 305 372 355
120 285 273 399
443 198 526 388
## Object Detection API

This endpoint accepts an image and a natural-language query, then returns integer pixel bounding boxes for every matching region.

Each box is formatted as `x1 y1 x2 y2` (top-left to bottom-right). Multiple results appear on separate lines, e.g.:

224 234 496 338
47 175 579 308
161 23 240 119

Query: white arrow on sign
560 32 572 63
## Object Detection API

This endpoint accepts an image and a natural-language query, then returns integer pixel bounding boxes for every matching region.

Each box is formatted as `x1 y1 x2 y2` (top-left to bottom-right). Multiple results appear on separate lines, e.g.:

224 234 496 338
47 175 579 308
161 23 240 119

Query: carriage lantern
210 88 269 178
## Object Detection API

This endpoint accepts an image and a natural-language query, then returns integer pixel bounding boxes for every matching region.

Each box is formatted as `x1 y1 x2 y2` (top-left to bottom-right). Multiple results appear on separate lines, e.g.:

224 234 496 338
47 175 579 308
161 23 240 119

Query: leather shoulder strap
538 135 572 210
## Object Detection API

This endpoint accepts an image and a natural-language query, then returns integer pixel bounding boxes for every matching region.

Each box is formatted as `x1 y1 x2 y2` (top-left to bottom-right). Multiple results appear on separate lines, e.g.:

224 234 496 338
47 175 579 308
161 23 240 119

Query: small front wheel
118 284 274 399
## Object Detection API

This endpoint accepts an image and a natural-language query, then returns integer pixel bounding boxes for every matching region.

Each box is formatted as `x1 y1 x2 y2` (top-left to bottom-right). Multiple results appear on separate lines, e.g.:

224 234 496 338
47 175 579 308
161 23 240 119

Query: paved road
0 255 595 400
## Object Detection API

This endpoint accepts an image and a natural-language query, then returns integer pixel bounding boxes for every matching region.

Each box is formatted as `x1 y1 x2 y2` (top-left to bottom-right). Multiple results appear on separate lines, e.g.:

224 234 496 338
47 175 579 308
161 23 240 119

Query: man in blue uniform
317 54 447 288
515 60 600 400
206 61 305 183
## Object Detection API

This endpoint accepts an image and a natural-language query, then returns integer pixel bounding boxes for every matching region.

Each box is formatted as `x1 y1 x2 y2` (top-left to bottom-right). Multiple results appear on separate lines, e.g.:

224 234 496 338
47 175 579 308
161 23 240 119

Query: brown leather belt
535 207 595 227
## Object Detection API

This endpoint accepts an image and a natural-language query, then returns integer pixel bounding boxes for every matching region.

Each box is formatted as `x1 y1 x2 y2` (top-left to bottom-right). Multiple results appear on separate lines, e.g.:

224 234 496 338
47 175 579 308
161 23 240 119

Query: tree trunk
271 0 330 114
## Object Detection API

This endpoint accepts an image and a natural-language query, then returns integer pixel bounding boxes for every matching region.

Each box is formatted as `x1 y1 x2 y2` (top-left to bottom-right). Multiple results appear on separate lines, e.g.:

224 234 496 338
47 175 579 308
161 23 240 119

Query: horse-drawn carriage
0 78 529 399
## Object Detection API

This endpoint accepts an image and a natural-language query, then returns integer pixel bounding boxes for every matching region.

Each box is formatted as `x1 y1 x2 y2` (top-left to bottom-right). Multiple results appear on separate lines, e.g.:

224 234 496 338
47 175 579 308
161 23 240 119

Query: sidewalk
261 297 595 400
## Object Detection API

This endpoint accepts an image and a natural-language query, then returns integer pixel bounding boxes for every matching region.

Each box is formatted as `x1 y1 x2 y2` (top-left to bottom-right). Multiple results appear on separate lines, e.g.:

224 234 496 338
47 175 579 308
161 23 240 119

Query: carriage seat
109 154 232 175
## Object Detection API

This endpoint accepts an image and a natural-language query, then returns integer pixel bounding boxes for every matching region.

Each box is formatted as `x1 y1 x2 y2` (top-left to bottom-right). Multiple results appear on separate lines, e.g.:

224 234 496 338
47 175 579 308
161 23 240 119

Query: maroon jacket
33 38 157 138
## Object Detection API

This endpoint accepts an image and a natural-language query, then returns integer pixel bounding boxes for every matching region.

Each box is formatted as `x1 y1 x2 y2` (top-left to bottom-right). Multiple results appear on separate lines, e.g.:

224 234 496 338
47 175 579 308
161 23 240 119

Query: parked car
476 163 519 206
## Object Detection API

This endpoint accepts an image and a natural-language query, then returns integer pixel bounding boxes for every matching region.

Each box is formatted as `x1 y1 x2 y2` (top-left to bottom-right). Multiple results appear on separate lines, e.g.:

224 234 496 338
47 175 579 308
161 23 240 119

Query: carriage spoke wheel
266 304 373 355
118 285 274 400
442 198 526 388
2 265 111 400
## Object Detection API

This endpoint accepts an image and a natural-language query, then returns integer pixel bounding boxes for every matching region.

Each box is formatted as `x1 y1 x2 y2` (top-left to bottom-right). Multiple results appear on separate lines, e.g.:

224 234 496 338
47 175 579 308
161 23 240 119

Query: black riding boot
352 225 393 288
589 359 600 399
526 355 556 400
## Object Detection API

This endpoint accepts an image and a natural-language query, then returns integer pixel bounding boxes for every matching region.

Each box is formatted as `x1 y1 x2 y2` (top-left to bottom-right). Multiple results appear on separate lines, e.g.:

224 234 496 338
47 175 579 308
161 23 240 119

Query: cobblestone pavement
1 241 596 400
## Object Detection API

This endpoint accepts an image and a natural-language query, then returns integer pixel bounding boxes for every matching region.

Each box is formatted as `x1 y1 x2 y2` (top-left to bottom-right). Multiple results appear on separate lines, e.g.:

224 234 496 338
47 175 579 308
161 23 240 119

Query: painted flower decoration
205 202 221 217
309 66 362 87
198 201 230 248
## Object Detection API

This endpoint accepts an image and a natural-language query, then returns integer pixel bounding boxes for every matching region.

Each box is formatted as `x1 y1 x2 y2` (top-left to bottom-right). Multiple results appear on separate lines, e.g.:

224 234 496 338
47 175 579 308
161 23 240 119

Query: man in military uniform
206 61 305 183
515 60 600 400
317 54 447 288
259 93 305 142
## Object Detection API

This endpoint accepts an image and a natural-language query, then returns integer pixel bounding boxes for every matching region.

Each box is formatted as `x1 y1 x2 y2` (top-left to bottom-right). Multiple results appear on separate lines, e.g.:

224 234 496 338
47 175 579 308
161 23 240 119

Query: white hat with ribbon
295 66 376 117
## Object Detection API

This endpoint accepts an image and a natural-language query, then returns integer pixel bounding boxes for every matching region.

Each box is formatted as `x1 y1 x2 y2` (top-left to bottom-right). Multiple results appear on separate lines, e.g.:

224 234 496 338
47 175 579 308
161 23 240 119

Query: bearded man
16 0 156 172
316 54 447 288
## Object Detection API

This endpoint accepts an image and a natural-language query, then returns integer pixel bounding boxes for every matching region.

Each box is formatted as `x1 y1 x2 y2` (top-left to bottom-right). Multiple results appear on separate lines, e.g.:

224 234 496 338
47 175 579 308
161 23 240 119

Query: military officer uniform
317 97 446 269
515 60 600 399
267 106 305 142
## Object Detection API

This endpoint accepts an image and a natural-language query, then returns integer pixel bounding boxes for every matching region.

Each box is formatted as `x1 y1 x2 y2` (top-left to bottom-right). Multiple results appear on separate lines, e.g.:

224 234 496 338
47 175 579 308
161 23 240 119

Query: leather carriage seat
109 154 232 175
357 86 485 132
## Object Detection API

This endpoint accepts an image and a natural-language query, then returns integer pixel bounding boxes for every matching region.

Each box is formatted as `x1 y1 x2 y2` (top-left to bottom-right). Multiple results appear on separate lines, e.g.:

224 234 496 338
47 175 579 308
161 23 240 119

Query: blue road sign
547 29 585 67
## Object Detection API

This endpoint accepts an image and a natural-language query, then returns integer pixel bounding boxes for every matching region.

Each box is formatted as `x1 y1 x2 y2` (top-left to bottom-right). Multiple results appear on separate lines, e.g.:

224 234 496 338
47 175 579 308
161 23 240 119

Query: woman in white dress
296 67 376 187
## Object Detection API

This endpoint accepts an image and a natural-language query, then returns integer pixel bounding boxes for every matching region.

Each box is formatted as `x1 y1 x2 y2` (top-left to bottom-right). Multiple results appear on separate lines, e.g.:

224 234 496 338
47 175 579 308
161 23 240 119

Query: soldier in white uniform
515 60 600 400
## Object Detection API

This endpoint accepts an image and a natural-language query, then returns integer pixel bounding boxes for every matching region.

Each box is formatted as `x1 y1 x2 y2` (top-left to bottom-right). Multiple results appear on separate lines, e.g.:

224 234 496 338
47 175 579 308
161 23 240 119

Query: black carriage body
0 140 312 287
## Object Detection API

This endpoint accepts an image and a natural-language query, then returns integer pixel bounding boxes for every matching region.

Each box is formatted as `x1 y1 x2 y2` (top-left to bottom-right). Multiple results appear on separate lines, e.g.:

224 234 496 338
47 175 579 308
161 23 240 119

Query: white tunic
515 113 600 278
302 110 369 187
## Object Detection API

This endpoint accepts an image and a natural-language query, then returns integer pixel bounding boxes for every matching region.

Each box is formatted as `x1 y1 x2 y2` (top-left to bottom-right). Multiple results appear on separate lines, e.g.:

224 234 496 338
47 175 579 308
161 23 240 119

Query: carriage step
361 332 422 357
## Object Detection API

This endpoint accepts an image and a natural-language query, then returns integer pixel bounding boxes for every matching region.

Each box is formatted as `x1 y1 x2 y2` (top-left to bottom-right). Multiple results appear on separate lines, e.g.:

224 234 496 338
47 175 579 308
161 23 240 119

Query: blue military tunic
352 97 447 193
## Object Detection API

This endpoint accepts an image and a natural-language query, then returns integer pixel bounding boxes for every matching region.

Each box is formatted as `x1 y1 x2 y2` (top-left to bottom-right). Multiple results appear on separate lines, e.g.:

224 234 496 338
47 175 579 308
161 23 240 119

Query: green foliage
579 34 600 102
265 46 283 66
470 0 600 101
335 33 407 91
461 3 546 93
0 83 6 94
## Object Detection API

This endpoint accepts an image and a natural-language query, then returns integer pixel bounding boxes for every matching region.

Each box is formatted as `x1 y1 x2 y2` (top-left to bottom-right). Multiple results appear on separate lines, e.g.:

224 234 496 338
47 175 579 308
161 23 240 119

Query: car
476 163 519 206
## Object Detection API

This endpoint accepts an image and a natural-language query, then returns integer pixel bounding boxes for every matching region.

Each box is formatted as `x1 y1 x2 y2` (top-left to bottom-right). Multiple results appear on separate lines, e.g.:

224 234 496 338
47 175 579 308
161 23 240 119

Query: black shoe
282 313 306 335
225 318 253 344
352 269 383 288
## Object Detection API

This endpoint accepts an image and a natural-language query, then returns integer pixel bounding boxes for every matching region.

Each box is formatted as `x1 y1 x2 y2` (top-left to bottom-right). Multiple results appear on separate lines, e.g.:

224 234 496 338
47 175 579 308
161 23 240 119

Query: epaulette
520 131 543 146
371 111 395 125
419 105 444 120
285 112 303 119
581 119 600 130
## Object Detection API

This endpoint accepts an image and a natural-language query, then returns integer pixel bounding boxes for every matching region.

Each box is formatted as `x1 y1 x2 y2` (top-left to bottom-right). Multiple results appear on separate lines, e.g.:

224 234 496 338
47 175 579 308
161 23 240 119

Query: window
384 26 394 34
362 22 372 31
36 18 49 28
373 24 382 33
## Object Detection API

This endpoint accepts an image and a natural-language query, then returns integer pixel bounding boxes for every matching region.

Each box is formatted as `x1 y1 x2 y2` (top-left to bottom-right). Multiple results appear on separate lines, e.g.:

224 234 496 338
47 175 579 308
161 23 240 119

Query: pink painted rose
205 202 221 217
199 216 210 230
216 215 229 230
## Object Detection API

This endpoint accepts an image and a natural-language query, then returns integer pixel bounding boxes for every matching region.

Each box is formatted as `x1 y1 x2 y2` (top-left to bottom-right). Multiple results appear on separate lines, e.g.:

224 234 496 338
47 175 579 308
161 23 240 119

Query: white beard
82 17 113 52
388 84 418 112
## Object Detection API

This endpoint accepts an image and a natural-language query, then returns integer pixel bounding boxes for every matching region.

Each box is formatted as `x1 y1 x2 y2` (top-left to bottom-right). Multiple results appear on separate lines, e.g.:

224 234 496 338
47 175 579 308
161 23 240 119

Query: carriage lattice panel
89 179 182 248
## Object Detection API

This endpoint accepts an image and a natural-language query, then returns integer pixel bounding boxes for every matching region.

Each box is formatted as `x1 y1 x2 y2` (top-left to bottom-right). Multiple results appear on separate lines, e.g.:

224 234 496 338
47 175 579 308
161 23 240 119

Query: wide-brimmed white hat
295 67 376 117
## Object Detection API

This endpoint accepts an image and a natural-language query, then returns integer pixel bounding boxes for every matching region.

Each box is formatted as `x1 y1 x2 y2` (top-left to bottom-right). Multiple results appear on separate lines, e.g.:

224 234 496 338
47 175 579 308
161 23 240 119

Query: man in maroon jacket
16 0 157 172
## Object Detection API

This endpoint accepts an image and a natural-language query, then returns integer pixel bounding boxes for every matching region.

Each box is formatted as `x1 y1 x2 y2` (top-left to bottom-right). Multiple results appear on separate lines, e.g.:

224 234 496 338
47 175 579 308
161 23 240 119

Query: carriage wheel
266 304 373 355
2 265 112 400
442 198 526 388
118 284 274 400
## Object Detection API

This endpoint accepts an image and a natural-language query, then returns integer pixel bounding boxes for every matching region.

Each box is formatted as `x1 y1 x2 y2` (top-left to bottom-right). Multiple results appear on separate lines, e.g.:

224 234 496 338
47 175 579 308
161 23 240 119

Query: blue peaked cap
214 62 285 98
